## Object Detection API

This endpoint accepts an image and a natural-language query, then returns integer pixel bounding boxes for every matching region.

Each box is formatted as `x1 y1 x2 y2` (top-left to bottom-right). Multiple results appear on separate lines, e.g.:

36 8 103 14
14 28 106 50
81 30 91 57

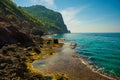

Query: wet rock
26 47 32 51
70 43 77 49
54 39 58 44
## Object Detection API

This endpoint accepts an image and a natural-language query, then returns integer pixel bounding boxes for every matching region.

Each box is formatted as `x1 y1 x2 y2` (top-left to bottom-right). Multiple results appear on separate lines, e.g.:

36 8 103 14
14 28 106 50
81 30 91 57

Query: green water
52 33 120 77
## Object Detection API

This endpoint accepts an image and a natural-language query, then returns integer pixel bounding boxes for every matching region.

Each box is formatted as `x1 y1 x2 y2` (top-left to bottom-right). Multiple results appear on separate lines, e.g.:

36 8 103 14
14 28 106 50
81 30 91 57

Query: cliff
22 5 69 33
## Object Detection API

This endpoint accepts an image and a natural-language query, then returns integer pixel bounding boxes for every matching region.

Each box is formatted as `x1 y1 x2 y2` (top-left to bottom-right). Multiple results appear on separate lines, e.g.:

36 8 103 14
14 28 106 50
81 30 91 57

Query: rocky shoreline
0 36 119 80
0 44 43 80
31 41 119 80
0 36 68 80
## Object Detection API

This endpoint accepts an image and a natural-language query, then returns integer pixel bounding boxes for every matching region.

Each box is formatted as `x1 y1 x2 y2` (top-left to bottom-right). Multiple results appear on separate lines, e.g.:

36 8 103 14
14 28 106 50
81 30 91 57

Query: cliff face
0 0 43 48
22 5 69 33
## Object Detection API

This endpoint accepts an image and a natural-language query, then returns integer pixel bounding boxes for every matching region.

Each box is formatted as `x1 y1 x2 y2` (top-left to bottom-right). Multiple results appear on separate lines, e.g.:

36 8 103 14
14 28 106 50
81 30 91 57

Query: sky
13 0 120 33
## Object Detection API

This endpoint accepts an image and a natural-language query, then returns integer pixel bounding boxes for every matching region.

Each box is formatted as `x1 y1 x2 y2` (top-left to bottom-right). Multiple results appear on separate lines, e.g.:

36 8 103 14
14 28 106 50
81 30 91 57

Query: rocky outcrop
0 23 33 48
0 45 44 80
0 0 44 48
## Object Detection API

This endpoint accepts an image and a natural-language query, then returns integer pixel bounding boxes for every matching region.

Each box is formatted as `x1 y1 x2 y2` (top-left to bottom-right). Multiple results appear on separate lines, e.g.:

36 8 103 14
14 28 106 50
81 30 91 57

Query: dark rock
31 29 44 37
70 43 77 49
0 25 34 48
0 63 7 69
50 53 53 55
2 50 8 54
7 47 15 52
26 47 32 51
33 48 41 54
54 39 58 44
25 52 32 56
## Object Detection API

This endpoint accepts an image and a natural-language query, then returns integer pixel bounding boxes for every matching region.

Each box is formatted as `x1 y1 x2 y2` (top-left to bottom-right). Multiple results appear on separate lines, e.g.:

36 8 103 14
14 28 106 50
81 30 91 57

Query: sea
52 33 120 77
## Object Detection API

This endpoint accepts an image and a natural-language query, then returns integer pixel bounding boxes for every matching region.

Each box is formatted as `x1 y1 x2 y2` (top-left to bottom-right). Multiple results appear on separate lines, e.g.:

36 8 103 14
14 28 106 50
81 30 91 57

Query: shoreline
1 35 119 79
25 37 69 79
78 56 118 80
31 40 120 80
70 42 119 80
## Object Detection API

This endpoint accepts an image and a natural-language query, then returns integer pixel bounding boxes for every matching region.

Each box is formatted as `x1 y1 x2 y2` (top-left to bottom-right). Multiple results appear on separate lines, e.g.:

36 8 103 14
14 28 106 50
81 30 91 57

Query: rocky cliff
23 5 69 33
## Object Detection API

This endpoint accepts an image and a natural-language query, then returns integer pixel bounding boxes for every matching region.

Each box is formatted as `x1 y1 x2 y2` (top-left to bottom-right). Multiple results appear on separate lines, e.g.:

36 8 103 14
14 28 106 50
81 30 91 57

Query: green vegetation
22 5 69 33
0 0 69 33
0 0 43 29
0 1 69 79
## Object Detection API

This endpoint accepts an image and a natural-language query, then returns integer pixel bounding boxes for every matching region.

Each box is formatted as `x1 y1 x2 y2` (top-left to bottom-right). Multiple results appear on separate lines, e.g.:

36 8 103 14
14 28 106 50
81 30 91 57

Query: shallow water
32 42 112 80
32 42 76 73
52 33 120 77
32 61 47 68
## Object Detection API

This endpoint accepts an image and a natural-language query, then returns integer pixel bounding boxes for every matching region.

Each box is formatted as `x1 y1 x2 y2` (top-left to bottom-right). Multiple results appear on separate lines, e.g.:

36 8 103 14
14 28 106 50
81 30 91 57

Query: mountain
0 0 44 48
22 5 69 33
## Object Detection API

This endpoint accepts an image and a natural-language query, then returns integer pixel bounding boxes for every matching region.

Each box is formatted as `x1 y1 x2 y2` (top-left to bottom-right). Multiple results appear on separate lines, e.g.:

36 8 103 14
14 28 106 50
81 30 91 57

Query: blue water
52 33 120 77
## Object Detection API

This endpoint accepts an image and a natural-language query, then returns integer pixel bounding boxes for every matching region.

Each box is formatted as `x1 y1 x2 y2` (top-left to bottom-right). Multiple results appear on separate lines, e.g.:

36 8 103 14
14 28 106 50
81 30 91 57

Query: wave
52 33 120 78
78 56 119 80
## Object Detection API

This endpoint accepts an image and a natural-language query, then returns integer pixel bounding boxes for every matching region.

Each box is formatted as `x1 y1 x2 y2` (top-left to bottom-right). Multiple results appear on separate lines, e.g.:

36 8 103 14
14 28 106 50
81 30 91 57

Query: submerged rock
70 43 77 49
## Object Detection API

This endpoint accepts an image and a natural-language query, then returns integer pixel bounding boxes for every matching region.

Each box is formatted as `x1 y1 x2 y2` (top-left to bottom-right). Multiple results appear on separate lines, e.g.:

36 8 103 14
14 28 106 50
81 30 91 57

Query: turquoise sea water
52 33 120 77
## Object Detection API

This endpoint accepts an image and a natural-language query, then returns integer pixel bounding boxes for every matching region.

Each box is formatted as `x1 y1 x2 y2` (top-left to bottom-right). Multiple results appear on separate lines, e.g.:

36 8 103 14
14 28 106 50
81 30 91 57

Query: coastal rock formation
22 5 69 33
0 45 44 80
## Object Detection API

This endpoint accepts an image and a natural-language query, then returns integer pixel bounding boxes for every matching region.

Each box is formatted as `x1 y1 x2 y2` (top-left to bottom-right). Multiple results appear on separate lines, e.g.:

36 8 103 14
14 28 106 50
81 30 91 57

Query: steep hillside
22 5 69 33
0 0 43 29
0 0 44 48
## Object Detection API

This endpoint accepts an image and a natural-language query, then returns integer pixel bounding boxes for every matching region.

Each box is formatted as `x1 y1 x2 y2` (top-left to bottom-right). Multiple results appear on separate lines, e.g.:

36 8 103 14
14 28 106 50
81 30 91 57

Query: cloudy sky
13 0 120 33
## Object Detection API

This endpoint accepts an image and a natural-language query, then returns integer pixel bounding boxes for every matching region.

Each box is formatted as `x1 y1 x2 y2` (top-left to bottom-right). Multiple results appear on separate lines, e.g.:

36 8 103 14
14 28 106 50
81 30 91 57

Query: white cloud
29 0 56 9
61 6 86 32
60 5 106 33
44 0 54 6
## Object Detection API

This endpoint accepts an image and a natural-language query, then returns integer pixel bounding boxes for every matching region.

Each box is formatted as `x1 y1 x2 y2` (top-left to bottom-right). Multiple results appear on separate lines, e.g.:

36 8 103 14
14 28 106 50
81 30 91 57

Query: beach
1 36 119 80
32 41 118 80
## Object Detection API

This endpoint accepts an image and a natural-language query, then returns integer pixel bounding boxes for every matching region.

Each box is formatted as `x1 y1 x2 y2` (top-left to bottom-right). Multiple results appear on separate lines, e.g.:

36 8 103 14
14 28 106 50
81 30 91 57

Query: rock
70 43 77 49
26 47 32 51
2 50 8 54
54 39 59 44
31 29 44 37
0 25 34 48
0 63 7 69
33 48 41 54
7 47 15 52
